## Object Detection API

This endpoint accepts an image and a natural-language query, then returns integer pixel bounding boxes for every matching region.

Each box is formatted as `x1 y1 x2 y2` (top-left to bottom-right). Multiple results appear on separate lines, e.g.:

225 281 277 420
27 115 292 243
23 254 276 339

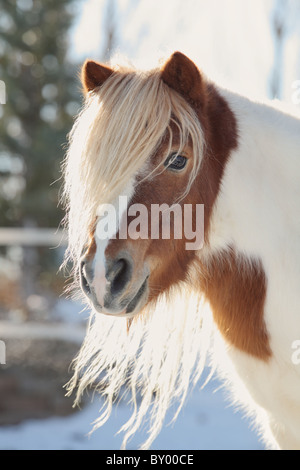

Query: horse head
76 52 209 320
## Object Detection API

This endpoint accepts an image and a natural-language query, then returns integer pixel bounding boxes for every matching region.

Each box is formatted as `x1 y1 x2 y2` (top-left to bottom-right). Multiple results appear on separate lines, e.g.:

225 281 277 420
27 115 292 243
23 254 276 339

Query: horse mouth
92 275 149 317
125 276 149 315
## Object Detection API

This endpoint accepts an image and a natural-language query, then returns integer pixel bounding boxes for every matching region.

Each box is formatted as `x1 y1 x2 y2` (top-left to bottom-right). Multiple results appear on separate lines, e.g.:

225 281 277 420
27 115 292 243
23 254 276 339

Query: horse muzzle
80 251 149 317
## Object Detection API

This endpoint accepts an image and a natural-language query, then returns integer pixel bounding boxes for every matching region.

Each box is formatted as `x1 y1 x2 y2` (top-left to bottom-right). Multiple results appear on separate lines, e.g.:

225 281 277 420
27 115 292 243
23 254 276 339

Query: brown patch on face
198 250 271 360
102 78 239 310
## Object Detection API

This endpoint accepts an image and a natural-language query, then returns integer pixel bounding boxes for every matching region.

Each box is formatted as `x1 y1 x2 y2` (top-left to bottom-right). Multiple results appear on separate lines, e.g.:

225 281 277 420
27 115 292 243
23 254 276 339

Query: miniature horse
63 52 300 449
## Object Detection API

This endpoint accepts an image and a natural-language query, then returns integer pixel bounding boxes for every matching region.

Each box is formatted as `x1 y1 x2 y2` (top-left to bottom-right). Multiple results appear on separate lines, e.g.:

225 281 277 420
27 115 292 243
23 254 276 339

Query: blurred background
0 0 299 450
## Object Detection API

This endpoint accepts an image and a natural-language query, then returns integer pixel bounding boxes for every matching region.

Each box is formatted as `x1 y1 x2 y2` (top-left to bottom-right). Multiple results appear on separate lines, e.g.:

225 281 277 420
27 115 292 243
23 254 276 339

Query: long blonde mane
62 61 210 449
63 63 204 269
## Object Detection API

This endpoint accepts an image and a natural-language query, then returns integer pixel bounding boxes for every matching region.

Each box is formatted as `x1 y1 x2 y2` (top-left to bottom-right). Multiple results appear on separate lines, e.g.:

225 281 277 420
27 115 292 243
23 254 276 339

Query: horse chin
91 276 149 319
124 275 149 315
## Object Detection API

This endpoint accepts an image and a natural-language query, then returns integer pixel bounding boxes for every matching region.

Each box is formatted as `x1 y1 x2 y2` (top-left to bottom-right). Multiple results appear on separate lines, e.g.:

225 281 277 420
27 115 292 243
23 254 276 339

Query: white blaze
92 183 134 306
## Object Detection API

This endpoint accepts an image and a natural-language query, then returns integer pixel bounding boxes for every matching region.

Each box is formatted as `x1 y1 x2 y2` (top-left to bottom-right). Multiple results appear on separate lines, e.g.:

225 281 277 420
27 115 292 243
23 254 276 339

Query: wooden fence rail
0 228 67 247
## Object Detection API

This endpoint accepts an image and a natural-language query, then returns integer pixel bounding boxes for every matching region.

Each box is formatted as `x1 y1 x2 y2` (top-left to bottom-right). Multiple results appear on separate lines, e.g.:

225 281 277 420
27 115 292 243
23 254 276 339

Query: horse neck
206 85 300 259
219 87 300 187
195 86 300 361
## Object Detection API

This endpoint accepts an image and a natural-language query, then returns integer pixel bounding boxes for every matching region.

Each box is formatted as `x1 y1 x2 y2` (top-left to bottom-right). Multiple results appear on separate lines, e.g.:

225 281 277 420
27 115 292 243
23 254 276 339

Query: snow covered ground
0 298 263 450
0 368 262 450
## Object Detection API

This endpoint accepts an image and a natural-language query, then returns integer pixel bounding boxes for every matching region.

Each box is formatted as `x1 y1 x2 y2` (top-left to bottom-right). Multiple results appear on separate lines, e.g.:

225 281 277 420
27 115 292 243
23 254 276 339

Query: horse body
63 52 300 449
207 88 300 449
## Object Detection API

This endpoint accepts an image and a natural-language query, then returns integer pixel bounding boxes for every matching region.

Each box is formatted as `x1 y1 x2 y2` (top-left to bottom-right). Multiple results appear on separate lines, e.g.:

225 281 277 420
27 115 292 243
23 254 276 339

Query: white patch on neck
91 181 134 306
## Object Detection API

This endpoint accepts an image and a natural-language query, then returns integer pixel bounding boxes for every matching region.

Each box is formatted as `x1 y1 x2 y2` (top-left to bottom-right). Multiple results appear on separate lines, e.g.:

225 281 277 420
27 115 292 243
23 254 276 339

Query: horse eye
164 154 187 171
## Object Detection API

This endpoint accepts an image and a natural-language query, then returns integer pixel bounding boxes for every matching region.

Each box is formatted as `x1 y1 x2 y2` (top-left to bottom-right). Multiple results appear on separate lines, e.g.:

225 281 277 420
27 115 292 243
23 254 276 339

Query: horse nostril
110 258 132 296
80 261 91 296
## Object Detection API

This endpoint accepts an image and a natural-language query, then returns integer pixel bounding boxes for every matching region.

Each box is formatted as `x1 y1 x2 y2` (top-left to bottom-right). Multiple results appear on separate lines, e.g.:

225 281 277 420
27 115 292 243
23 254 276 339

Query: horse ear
81 60 114 93
161 52 205 108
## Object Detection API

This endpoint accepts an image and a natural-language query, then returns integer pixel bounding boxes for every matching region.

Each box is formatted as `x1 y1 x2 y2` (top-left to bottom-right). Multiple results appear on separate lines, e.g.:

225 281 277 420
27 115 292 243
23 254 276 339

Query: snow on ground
0 369 263 450
0 299 263 450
